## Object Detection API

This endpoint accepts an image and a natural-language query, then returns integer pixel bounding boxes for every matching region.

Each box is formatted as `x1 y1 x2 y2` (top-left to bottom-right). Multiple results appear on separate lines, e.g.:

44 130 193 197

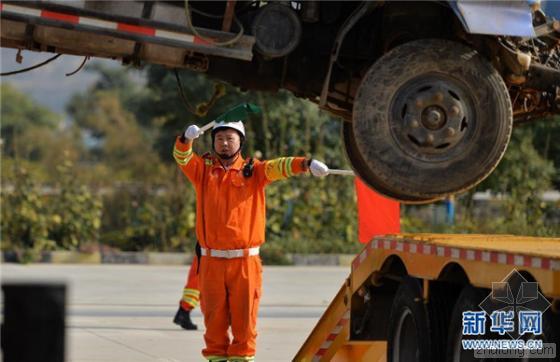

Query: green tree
1 83 83 185
531 115 560 188
418 126 558 236
67 89 164 183
1 83 60 158
99 171 198 252
48 154 103 249
483 129 554 234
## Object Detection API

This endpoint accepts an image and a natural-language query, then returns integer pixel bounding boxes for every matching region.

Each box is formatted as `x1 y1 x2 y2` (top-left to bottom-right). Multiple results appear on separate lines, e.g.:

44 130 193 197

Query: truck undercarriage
2 0 559 203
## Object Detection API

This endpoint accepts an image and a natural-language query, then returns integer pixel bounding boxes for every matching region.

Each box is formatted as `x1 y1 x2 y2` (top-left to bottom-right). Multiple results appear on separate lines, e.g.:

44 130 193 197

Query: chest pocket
231 169 246 188
229 170 256 209
223 170 253 233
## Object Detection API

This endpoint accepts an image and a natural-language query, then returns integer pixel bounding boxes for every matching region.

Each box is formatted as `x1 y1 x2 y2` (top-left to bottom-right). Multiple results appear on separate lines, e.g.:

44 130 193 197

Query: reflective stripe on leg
205 355 228 362
228 356 255 361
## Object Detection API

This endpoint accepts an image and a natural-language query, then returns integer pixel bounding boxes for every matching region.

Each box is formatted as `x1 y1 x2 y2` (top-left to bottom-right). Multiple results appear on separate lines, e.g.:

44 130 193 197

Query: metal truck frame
295 234 560 361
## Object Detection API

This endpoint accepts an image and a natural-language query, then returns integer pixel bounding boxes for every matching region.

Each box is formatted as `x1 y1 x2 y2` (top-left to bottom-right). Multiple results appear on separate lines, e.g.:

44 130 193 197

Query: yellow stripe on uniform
174 153 193 165
183 288 200 297
265 158 287 181
182 296 199 307
173 146 194 165
206 355 228 361
228 356 255 361
183 290 200 300
286 157 293 177
264 157 298 181
275 158 285 179
174 155 192 166
174 155 187 165
173 147 192 157
281 157 289 178
183 295 199 302
173 149 192 158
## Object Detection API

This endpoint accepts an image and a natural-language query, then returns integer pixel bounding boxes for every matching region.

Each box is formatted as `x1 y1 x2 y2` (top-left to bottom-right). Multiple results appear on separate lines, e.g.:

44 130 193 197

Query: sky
0 48 137 116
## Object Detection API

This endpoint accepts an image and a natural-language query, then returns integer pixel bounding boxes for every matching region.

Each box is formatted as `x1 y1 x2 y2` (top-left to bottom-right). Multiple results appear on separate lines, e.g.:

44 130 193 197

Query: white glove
310 159 329 177
184 125 202 140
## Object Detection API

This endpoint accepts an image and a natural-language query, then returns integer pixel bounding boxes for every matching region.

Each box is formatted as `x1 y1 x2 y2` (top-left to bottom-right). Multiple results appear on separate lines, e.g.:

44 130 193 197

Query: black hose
1 54 62 76
65 56 90 77
174 69 198 115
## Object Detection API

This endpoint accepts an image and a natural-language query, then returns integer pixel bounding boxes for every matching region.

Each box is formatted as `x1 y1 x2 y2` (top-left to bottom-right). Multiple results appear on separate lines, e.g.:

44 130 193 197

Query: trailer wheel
352 39 512 200
524 306 560 360
387 277 431 362
343 122 441 204
446 285 488 362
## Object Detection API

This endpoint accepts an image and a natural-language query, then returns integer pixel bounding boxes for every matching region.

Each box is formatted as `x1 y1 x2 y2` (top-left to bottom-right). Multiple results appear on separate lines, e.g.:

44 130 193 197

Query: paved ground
1 263 349 361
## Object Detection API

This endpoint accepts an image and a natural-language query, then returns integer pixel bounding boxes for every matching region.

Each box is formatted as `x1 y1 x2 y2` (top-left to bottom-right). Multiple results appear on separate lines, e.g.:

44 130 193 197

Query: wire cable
1 53 62 76
65 56 90 77
174 69 198 115
184 0 244 46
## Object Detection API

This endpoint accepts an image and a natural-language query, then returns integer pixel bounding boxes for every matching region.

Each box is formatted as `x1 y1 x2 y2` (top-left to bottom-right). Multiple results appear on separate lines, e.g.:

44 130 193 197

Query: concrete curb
2 251 355 266
49 251 101 264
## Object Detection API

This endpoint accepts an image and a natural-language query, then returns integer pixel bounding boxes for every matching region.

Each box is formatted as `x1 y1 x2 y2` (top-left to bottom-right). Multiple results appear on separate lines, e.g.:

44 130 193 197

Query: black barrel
2 283 66 362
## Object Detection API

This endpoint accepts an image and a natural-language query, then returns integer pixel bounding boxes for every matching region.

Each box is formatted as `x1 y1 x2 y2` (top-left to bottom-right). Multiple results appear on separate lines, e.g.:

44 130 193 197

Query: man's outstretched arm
257 157 329 185
173 125 204 184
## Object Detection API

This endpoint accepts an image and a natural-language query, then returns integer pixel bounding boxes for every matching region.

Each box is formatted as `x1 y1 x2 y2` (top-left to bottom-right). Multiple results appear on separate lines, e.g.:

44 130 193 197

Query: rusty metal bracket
534 19 560 38
319 1 379 106
183 51 209 72
222 0 237 32
126 1 154 67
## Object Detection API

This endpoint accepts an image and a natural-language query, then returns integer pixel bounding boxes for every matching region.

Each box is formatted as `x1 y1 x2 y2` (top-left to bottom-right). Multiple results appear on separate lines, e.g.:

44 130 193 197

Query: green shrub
1 166 54 261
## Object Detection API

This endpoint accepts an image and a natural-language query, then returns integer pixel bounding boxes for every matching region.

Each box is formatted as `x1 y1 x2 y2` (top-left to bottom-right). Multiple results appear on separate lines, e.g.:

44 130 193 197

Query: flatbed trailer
295 234 560 361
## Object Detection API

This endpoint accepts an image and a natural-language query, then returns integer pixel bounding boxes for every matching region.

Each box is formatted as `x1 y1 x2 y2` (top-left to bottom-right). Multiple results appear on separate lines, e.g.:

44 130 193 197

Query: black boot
173 306 198 330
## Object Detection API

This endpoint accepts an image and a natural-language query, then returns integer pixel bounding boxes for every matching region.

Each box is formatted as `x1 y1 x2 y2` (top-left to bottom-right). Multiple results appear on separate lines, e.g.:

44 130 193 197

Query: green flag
215 103 261 123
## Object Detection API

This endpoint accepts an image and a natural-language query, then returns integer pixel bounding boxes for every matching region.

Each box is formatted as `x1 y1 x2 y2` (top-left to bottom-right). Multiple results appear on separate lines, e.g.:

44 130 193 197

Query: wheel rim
390 74 477 163
393 308 419 361
342 122 441 204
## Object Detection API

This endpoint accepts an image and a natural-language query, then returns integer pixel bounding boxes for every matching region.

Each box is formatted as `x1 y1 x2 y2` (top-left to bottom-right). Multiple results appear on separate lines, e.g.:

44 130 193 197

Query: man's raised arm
173 125 205 184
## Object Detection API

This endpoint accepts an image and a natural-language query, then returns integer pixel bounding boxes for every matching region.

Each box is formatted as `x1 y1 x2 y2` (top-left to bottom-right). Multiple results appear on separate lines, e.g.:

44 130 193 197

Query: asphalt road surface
1 263 348 361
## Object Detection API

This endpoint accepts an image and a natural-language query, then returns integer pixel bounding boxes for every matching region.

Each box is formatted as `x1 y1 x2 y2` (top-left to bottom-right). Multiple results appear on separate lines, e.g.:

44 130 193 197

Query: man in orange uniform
172 251 199 330
173 103 329 362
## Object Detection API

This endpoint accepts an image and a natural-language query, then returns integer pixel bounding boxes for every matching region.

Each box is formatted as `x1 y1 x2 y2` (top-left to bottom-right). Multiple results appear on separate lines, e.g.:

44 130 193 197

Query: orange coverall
173 137 308 360
179 254 199 311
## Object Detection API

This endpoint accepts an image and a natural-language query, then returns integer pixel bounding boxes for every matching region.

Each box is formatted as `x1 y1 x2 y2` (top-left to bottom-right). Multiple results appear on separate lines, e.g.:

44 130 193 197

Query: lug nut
426 134 434 145
434 92 444 102
415 99 424 108
450 105 460 116
410 119 420 128
446 127 456 137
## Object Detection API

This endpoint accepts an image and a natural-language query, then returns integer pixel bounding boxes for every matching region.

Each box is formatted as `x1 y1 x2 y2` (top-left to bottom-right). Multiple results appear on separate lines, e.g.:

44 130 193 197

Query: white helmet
211 120 245 138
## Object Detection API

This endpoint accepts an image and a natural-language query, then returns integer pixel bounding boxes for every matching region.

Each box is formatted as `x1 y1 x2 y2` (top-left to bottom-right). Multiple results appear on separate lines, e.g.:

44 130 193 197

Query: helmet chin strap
215 144 242 161
217 151 238 161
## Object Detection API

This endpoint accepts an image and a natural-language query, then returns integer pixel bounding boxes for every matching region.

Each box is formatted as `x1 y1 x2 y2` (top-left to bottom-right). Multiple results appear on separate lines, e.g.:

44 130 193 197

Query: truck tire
446 285 489 362
519 306 560 361
543 307 560 349
387 277 432 362
449 285 559 362
343 122 441 204
352 39 512 200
